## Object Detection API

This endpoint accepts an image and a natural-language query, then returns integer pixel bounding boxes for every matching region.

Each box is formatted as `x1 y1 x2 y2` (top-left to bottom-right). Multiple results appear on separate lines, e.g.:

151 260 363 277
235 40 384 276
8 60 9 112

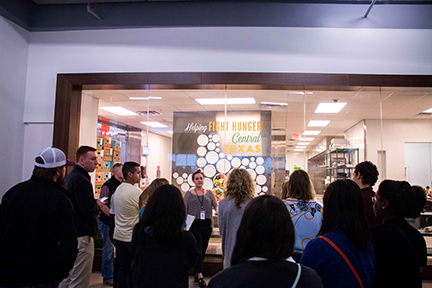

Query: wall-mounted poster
171 111 271 198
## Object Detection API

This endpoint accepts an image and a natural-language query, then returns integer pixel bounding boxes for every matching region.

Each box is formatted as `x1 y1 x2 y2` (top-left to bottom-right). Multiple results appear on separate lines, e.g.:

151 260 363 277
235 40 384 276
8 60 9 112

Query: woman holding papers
184 169 218 288
131 184 199 288
218 168 254 269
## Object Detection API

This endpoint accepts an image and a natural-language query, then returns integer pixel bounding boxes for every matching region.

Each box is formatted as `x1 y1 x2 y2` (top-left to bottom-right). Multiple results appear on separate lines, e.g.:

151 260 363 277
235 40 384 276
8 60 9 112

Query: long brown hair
224 168 255 209
282 169 315 201
139 178 169 209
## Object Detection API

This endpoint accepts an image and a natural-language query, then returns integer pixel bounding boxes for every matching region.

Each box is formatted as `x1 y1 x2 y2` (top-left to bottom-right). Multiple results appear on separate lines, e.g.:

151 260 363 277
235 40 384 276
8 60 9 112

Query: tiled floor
89 273 211 287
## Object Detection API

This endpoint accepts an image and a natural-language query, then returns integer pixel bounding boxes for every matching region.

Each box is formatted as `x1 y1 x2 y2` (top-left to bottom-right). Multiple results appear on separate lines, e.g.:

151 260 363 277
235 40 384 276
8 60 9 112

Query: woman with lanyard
184 169 218 288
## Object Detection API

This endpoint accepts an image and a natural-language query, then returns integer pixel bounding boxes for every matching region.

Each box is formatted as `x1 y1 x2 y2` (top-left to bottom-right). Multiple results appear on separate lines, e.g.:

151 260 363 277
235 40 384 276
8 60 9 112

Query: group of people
0 145 428 288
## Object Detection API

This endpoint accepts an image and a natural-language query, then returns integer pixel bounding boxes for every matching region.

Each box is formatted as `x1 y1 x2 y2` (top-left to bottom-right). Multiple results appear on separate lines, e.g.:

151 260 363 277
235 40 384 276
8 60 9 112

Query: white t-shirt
113 182 141 242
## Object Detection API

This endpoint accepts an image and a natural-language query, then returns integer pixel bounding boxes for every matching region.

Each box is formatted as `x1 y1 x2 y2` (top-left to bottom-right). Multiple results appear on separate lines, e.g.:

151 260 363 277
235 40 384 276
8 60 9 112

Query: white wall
24 27 432 123
286 152 309 174
0 17 29 197
141 132 173 184
365 119 432 184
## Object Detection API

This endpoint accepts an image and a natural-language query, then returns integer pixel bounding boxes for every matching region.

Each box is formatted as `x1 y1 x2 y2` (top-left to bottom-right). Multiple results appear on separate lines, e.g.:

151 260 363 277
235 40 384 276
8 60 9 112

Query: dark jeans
115 240 132 288
0 278 58 288
190 219 212 274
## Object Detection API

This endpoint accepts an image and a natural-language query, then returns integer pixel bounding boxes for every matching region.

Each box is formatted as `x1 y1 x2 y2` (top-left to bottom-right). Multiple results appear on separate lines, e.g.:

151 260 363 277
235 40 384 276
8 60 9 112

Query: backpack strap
319 236 364 288
291 263 302 288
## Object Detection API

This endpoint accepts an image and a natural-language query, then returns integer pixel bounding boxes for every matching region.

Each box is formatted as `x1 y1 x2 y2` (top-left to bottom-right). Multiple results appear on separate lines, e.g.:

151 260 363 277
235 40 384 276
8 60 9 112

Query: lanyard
194 189 205 209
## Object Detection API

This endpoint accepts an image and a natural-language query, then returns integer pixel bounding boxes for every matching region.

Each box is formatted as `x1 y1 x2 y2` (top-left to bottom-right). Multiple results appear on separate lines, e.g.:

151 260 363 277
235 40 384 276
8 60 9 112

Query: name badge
200 210 205 220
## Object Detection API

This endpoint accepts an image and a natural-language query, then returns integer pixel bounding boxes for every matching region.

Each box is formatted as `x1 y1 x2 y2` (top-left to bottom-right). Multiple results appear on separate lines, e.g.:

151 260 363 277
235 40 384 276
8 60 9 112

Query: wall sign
172 111 271 197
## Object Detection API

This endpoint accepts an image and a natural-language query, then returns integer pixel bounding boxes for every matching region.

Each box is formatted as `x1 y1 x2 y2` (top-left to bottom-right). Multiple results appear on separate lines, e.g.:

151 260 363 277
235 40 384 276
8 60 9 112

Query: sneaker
103 280 114 286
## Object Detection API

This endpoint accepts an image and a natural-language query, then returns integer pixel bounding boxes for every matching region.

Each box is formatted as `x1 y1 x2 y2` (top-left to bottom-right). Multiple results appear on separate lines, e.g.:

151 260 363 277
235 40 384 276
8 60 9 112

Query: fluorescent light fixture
195 98 255 105
299 137 315 142
167 131 173 134
304 130 321 135
140 121 168 128
297 142 310 146
423 108 432 113
261 102 288 106
296 145 307 149
315 103 346 113
129 96 162 100
289 91 314 95
294 148 305 152
100 106 138 116
308 120 330 127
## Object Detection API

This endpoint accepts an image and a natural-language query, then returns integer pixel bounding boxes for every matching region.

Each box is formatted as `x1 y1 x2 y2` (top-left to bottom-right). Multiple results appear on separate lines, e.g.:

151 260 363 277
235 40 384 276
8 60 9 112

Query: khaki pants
59 236 94 288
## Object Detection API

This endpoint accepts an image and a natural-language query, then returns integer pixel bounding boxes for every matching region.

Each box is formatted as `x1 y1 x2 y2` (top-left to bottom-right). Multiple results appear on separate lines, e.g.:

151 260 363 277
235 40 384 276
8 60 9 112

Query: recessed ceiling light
167 131 173 134
423 108 432 113
195 98 256 105
297 142 310 146
261 102 288 106
140 121 168 128
289 91 313 95
100 106 138 116
315 103 346 113
129 96 162 100
299 137 315 141
294 148 305 152
308 120 330 127
304 130 321 135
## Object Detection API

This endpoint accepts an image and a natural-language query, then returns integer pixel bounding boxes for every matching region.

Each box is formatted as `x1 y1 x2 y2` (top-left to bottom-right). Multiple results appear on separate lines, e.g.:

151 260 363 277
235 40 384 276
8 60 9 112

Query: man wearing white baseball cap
0 147 77 288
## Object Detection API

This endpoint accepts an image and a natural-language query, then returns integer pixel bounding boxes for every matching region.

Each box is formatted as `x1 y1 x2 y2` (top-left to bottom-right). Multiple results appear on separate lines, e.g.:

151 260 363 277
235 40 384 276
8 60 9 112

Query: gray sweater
218 197 251 269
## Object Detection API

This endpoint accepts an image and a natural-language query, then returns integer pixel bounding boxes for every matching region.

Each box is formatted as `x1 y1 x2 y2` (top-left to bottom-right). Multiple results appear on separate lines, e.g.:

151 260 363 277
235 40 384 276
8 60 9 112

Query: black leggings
189 219 212 274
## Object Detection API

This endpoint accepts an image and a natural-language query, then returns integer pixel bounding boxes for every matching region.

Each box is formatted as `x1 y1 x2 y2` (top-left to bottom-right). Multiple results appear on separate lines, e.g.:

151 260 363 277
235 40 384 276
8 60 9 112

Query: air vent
136 110 162 116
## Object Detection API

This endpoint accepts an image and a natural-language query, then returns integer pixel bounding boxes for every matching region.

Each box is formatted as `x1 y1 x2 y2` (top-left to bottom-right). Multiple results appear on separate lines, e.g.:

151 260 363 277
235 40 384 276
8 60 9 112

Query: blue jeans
98 220 114 282
115 240 132 288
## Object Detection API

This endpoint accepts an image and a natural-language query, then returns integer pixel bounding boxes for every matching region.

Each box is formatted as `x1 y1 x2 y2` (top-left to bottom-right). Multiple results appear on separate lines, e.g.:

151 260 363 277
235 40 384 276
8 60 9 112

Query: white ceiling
85 86 432 151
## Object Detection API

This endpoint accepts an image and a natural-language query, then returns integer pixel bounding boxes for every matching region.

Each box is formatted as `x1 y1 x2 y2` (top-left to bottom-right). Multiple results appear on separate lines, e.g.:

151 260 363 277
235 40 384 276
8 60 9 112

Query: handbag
319 236 363 288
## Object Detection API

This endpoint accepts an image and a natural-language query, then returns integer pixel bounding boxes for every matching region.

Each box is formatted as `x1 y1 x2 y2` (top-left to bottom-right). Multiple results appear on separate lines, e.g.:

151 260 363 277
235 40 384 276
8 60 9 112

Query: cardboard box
103 147 112 156
103 138 111 148
103 155 113 161
96 149 104 158
96 137 104 149
104 172 112 181
95 172 104 183
96 158 105 171
113 150 120 162
111 139 121 149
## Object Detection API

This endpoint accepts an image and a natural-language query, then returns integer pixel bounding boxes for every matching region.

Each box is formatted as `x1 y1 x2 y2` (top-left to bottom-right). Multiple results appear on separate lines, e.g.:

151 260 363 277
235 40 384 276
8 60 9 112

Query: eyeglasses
371 196 384 203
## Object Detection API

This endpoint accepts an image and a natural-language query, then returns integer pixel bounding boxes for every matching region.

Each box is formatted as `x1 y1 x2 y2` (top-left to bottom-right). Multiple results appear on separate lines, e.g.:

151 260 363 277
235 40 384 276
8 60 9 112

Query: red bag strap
319 236 364 288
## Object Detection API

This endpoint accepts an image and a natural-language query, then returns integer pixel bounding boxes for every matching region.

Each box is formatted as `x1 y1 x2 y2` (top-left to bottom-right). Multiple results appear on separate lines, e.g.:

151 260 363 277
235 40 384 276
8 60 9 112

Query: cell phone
100 196 108 202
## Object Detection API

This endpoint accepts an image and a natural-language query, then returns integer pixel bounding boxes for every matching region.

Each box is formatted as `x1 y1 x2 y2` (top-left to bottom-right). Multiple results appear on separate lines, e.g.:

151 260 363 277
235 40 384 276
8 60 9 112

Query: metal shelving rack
326 148 359 183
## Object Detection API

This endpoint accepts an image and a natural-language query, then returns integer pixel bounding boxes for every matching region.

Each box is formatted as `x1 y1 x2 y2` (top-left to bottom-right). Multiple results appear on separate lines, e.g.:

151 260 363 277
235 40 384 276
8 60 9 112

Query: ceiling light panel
299 137 315 141
195 98 256 105
308 120 330 127
294 149 305 152
261 102 288 106
140 121 168 128
129 96 162 100
423 108 432 113
315 103 347 113
100 106 138 116
297 142 310 146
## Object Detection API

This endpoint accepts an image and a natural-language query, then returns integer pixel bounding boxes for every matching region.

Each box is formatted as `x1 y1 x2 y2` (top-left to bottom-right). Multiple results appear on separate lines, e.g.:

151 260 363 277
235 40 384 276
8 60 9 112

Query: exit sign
293 134 301 139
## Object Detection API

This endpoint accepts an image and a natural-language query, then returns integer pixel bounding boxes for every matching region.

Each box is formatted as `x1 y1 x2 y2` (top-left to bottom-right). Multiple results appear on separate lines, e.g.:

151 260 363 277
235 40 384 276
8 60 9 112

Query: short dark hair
378 180 426 219
122 162 140 180
282 169 315 201
318 179 371 252
76 146 96 162
32 156 64 181
231 195 294 266
134 184 185 250
192 169 204 181
354 161 379 186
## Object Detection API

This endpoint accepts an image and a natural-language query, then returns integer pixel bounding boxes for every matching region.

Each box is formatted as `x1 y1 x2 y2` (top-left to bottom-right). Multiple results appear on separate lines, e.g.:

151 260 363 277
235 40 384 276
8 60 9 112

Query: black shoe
198 278 206 288
194 274 199 283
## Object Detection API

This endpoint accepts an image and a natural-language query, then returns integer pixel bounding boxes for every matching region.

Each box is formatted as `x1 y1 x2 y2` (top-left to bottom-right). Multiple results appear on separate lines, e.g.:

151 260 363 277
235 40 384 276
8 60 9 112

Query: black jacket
66 165 99 237
99 176 121 225
0 176 78 286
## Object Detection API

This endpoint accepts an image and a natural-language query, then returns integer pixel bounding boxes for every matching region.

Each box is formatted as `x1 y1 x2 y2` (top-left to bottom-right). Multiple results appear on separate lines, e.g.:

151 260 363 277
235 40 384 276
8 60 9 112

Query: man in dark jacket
0 147 77 287
60 145 105 288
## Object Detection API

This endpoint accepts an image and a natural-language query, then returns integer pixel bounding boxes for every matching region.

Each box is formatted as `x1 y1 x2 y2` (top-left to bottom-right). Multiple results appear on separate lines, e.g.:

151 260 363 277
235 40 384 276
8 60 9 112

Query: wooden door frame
53 72 432 160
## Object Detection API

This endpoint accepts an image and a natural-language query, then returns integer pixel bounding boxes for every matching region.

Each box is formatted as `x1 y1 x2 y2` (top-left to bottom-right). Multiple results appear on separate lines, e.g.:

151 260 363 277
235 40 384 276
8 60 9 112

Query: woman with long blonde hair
218 168 255 269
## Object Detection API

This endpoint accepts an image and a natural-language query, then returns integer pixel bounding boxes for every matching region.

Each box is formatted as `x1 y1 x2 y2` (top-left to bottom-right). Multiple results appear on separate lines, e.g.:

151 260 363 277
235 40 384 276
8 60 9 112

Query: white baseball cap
35 147 74 168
